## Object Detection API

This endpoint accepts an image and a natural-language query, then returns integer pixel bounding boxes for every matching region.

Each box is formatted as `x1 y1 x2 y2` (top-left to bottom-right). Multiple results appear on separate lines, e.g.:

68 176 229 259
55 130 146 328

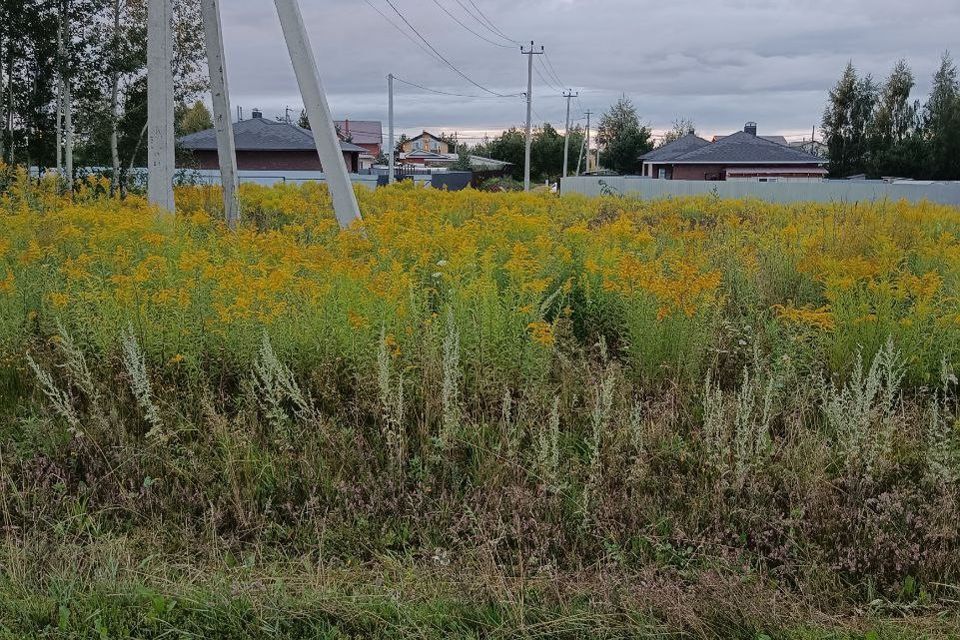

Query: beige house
401 131 453 154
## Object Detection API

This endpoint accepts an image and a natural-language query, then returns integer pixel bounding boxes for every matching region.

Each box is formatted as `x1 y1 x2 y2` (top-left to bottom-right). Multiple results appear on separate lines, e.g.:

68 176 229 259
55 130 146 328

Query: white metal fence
560 176 960 206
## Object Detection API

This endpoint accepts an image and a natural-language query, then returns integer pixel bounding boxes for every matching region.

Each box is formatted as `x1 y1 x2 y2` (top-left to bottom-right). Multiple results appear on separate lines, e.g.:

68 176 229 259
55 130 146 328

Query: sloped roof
714 134 789 146
334 119 382 145
179 117 366 153
409 131 449 144
640 133 711 161
400 150 512 167
403 150 449 160
668 131 824 165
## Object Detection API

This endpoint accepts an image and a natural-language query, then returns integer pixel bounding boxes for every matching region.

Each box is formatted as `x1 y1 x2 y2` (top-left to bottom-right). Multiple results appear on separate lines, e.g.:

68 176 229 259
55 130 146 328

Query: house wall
671 164 727 180
402 136 451 154
668 164 826 181
187 150 360 173
353 142 381 157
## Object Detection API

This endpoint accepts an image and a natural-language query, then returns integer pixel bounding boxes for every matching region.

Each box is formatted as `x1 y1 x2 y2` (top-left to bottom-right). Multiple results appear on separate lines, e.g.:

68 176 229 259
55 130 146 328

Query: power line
542 52 566 88
535 57 563 92
463 0 521 44
430 0 513 48
363 0 447 66
392 74 520 99
381 0 517 97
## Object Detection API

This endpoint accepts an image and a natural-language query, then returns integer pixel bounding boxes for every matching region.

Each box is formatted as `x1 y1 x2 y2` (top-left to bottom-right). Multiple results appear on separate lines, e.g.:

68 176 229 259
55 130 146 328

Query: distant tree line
1 0 208 193
822 53 960 180
470 95 654 180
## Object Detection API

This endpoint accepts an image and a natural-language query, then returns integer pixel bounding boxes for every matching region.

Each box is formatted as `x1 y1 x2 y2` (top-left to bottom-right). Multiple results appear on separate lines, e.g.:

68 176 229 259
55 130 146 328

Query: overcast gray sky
216 0 960 143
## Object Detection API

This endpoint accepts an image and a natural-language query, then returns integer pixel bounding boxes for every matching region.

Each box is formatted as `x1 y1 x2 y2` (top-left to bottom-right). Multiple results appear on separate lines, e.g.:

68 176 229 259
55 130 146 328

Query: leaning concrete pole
274 0 361 228
201 0 241 228
147 0 176 211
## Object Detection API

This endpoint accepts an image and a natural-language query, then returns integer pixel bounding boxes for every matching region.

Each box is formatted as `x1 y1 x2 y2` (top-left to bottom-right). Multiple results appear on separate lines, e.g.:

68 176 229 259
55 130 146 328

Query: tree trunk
6 51 13 164
61 5 73 191
0 36 5 163
122 121 148 197
109 0 121 195
56 77 63 175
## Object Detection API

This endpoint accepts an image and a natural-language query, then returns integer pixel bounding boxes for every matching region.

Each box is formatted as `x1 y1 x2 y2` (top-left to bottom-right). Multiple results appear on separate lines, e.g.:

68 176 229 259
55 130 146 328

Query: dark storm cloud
215 0 960 140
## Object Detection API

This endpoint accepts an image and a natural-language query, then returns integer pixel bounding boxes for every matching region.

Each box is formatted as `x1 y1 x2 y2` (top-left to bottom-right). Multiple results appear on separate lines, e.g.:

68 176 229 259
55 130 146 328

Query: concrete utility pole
575 127 586 176
274 0 361 228
201 0 241 228
562 89 578 179
584 109 592 173
521 41 543 192
387 73 395 184
147 0 176 211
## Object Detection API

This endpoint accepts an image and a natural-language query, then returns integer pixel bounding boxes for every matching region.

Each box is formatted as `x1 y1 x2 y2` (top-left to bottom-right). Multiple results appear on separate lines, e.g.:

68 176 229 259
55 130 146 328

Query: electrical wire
430 0 513 48
463 0 521 45
542 52 566 88
381 0 517 98
393 75 520 99
535 58 564 92
363 0 447 66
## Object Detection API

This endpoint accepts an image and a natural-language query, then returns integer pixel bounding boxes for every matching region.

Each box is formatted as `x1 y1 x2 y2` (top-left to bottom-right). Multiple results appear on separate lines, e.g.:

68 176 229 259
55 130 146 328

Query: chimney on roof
744 121 757 136
251 108 263 119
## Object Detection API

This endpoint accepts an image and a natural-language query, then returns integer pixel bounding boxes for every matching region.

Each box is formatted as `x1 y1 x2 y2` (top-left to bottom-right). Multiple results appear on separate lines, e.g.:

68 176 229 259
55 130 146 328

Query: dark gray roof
178 117 366 153
668 131 824 165
714 134 789 146
640 133 711 161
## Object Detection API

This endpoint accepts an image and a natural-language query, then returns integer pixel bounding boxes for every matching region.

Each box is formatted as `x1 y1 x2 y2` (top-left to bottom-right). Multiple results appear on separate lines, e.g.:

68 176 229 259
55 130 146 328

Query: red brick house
333 119 383 160
178 111 366 172
640 124 827 182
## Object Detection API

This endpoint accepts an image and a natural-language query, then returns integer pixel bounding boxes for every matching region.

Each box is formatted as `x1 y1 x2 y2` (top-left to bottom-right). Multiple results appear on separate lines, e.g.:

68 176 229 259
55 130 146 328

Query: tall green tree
473 127 525 180
177 100 211 134
659 117 696 146
869 60 922 177
530 122 564 181
822 62 877 177
0 0 60 167
597 95 652 175
923 52 960 180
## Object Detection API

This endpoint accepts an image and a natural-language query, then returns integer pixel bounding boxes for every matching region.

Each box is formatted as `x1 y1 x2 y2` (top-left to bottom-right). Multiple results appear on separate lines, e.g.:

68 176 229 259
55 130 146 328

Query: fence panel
559 177 960 206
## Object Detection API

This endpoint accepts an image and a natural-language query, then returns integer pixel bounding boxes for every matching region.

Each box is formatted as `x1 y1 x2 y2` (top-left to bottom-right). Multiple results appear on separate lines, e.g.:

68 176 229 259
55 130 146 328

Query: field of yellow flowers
1 171 960 637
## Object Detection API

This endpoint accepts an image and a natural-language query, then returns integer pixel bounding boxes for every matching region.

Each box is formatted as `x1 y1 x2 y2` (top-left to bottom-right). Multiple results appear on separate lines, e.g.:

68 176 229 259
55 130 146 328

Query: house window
658 168 666 179
758 177 778 183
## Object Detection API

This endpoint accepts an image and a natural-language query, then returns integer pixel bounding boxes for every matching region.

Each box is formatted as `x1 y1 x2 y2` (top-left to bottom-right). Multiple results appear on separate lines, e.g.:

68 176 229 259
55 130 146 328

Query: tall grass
1 174 959 636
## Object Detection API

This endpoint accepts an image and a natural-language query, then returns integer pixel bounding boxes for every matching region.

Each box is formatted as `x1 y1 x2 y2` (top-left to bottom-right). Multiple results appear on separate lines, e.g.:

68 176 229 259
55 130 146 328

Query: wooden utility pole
274 0 361 228
147 0 176 211
201 0 241 228
521 41 543 192
562 89 577 179
387 73 395 184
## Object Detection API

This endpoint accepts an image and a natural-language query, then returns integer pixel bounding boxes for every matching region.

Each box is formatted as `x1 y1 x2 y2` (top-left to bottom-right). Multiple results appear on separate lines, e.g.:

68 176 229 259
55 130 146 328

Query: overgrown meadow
1 168 959 638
